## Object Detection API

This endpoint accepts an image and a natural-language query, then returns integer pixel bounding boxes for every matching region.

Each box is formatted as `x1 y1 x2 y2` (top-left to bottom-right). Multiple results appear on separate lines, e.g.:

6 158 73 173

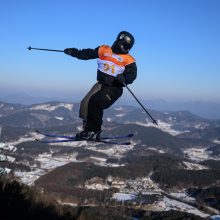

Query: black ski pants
79 82 123 132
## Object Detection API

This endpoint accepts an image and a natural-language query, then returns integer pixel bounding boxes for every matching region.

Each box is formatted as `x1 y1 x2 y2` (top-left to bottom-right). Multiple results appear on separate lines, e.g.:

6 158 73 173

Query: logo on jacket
112 54 123 62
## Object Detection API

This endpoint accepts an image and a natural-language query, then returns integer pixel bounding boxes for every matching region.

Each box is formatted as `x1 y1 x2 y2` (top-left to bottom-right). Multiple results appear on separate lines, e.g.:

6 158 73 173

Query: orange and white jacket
66 45 137 87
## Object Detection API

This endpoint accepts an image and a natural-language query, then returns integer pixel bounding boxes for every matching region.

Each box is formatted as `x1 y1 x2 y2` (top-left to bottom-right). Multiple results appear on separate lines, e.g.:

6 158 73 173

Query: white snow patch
36 152 78 170
14 152 79 185
88 144 135 158
170 192 196 202
0 154 15 163
30 103 74 112
183 161 208 170
6 133 41 146
213 139 220 144
114 107 124 111
116 113 126 117
157 196 210 218
89 156 107 165
15 170 43 185
57 200 78 207
4 168 11 173
106 117 112 122
0 167 11 174
194 122 210 130
85 183 109 191
128 120 187 136
55 116 64 120
148 147 165 154
0 143 17 152
113 193 136 201
184 148 213 161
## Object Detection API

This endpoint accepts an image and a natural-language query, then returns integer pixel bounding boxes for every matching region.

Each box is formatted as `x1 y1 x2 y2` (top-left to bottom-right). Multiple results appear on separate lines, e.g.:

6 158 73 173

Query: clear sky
0 0 220 102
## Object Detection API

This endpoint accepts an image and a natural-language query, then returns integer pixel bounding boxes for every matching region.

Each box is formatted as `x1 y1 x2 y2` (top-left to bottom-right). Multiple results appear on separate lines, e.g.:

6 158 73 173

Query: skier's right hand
116 74 126 84
64 48 78 56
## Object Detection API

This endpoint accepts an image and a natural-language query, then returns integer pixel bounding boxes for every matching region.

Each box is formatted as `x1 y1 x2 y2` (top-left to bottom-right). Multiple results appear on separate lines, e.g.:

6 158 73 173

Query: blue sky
0 0 220 102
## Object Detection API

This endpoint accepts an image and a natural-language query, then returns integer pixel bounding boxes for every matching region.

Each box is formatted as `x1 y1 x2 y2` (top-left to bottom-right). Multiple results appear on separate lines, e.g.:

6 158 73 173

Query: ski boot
76 130 102 141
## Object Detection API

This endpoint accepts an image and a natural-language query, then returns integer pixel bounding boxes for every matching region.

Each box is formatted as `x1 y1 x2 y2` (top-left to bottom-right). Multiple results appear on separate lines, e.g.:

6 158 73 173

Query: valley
0 101 220 219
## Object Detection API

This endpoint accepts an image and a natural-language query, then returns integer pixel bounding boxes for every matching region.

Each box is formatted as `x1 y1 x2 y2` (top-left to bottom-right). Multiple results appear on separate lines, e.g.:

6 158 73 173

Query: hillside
0 178 205 220
1 100 220 219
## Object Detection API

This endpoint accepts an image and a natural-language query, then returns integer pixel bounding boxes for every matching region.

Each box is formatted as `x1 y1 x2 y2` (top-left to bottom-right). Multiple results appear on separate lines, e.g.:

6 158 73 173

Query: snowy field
184 147 220 161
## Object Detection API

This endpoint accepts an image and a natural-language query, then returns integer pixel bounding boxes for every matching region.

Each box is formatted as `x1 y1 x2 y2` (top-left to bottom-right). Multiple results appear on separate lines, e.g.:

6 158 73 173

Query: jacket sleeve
65 47 99 60
123 62 137 85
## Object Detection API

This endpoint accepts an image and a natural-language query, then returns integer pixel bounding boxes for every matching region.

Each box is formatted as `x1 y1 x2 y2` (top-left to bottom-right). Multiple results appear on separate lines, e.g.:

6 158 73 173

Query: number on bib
104 63 115 74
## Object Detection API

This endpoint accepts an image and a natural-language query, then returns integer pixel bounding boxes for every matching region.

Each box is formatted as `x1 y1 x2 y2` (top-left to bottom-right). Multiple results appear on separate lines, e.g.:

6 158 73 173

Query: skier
64 31 137 140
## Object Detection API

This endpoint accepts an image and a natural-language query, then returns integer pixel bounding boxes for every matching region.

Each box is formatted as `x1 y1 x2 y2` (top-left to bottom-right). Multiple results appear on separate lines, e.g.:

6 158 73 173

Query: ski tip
123 142 131 145
128 134 134 138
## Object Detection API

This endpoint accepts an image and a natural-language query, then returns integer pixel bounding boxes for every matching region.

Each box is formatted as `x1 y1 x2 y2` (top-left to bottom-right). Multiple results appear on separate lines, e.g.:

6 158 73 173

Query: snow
128 120 188 136
183 161 208 170
170 192 196 202
36 152 78 170
213 139 220 144
0 167 4 173
55 116 64 120
184 147 220 161
89 156 107 164
57 200 78 207
6 134 41 146
0 167 11 174
113 193 136 201
15 170 43 185
76 125 83 131
4 168 11 173
106 117 112 122
85 183 109 191
114 107 124 111
14 152 79 185
30 103 74 112
0 154 15 163
148 147 165 154
158 196 210 218
194 123 206 129
116 113 126 117
0 143 17 152
87 144 135 158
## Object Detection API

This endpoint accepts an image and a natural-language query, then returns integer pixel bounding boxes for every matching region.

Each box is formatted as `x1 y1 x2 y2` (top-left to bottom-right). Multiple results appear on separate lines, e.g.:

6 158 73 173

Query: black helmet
112 31 135 54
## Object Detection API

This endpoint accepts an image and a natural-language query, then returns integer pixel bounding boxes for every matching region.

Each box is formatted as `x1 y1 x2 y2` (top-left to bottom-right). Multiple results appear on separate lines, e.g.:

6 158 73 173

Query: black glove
116 74 126 84
64 48 78 56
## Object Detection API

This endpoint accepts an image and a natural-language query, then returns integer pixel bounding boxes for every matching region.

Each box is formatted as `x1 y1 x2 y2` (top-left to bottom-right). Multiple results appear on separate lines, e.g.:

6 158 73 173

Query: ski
35 129 134 140
35 138 131 145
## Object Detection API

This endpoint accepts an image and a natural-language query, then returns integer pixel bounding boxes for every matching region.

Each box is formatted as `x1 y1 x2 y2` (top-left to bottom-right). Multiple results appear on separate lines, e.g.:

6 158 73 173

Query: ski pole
123 82 158 126
27 46 64 52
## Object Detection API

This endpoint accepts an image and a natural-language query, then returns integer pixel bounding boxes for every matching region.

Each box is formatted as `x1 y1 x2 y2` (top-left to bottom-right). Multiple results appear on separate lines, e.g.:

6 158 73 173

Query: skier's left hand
116 74 126 84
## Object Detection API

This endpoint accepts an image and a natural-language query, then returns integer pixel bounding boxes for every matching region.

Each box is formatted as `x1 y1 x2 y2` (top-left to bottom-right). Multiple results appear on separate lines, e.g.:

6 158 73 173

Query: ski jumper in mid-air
64 31 137 140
